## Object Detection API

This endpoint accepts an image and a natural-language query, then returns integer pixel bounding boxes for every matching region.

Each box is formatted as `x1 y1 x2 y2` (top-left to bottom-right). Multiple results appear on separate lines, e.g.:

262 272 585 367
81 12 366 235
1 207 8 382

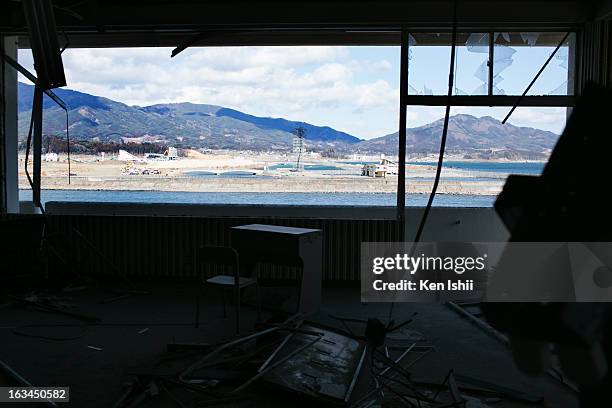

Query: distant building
361 155 398 178
145 153 165 160
166 146 178 159
144 147 178 161
117 150 142 162
44 152 59 162
362 163 387 177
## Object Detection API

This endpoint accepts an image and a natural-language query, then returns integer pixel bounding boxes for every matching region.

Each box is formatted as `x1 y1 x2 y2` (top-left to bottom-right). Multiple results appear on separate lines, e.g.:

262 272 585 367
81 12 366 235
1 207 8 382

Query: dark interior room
1 1 612 407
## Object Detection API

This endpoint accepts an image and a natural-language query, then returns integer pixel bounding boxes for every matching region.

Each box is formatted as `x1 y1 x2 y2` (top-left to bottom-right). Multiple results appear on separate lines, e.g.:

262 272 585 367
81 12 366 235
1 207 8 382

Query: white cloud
16 46 569 138
353 80 396 108
308 63 352 83
177 46 349 69
19 46 406 138
348 59 393 73
17 46 400 138
509 107 567 129
20 47 393 102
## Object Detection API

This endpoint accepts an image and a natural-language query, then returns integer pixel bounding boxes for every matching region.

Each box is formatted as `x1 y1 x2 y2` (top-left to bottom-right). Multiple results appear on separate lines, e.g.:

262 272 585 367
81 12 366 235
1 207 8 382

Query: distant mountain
357 114 559 160
215 108 360 144
18 81 113 113
17 82 558 159
17 82 361 151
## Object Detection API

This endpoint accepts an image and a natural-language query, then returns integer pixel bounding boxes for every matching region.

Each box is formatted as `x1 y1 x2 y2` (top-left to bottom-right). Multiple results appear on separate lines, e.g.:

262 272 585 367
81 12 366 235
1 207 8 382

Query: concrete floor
0 281 578 407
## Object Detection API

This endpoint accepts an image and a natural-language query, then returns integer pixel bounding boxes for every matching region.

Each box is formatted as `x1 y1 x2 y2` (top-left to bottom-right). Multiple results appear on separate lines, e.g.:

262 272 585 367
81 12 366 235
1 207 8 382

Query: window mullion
488 31 494 97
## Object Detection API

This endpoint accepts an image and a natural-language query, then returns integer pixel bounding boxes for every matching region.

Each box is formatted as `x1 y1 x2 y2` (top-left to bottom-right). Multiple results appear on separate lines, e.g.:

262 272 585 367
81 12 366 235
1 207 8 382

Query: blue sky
18 41 570 139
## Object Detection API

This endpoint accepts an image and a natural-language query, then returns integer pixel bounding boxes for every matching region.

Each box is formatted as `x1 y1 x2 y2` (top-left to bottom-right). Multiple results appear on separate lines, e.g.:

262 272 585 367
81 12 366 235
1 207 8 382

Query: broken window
493 32 575 96
16 45 404 208
407 33 490 95
407 31 575 97
402 30 575 207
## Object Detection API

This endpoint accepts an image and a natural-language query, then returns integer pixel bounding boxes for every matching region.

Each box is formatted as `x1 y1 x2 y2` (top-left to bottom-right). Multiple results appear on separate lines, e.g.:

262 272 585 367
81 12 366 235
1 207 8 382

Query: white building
145 153 165 160
166 146 178 159
44 152 59 162
361 155 398 178
144 147 179 161
117 150 142 162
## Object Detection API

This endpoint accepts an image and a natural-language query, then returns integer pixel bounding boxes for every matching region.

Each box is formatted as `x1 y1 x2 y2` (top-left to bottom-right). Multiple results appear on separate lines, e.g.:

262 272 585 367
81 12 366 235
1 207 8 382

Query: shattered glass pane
407 33 489 95
407 32 574 97
498 32 511 43
407 33 417 63
520 32 540 46
465 33 488 53
493 32 574 96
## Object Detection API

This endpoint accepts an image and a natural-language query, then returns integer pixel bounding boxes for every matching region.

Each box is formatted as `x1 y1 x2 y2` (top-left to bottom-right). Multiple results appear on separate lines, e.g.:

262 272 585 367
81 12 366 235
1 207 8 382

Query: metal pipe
502 31 571 124
488 32 494 96
232 332 323 393
0 360 58 407
32 86 43 208
396 30 409 242
1 54 66 110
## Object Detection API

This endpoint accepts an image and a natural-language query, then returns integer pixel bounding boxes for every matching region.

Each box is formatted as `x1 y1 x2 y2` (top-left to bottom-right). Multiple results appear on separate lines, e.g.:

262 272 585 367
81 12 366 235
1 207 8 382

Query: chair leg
197 280 207 328
256 282 262 323
222 288 227 318
195 283 201 329
296 285 302 314
235 286 240 335
296 270 303 314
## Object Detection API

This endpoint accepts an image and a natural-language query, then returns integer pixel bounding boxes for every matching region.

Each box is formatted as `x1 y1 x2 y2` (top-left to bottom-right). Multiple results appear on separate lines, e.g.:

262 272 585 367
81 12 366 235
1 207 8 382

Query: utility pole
292 126 306 172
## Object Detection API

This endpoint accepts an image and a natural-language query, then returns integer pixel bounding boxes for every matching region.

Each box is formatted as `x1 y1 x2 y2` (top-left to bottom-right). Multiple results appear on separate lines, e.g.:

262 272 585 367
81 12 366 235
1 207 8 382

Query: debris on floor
9 292 102 323
99 310 553 408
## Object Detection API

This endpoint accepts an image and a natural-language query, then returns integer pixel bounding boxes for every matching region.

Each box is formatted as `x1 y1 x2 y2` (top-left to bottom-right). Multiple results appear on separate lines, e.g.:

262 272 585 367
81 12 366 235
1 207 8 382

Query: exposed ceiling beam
595 0 612 19
0 0 594 48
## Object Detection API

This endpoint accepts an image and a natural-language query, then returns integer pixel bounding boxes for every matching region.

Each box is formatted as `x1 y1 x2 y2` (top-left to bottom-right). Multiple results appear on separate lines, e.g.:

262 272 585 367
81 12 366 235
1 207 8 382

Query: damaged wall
578 19 612 89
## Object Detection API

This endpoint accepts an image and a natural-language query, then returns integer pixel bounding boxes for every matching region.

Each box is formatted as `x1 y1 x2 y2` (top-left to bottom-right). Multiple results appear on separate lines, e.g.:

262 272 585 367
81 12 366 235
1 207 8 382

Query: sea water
20 189 496 207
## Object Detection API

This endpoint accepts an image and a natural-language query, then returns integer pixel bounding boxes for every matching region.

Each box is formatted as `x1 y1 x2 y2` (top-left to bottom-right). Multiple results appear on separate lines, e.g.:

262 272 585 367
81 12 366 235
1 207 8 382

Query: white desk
231 224 323 315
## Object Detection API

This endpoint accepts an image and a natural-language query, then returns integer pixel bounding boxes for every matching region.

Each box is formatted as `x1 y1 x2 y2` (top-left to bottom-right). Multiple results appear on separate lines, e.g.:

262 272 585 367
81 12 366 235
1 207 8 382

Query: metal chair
195 246 259 334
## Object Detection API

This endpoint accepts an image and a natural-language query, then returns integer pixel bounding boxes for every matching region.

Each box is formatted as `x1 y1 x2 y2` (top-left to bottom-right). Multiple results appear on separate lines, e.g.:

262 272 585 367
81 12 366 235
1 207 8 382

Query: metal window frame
396 29 577 237
3 28 577 220
405 31 577 100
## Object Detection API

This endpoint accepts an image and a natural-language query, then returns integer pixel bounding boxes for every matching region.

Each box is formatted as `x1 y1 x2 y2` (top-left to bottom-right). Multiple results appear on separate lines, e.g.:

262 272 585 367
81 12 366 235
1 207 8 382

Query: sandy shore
19 152 514 195
26 175 504 195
